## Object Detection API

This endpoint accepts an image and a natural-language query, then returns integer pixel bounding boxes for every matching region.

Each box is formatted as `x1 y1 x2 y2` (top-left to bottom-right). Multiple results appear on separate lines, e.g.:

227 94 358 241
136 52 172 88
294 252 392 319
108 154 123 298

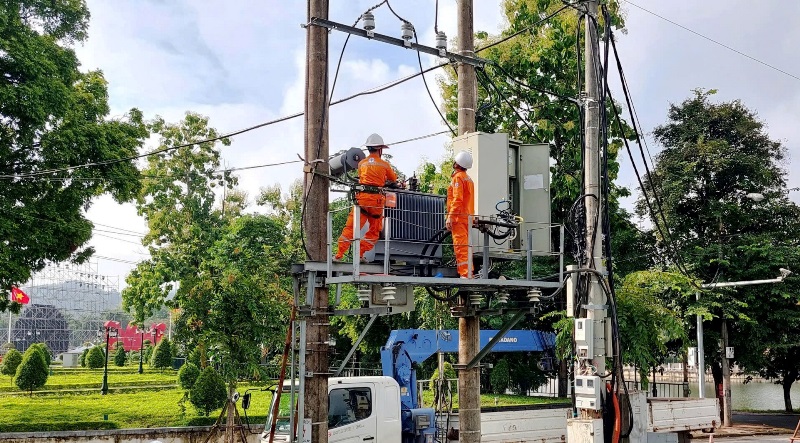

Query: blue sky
70 1 800 283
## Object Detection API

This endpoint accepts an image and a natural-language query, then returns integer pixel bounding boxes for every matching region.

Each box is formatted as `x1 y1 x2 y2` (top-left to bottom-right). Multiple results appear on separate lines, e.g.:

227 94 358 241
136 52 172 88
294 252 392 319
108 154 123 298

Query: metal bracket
465 310 526 369
307 17 488 67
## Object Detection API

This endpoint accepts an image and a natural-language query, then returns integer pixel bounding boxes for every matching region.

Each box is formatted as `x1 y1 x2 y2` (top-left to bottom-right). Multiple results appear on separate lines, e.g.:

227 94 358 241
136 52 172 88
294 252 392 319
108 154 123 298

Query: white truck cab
261 376 403 443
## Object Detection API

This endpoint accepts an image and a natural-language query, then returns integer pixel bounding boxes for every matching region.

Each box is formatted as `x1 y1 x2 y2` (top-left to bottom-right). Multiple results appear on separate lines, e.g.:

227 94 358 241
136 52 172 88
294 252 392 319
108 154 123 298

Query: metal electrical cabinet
451 132 551 260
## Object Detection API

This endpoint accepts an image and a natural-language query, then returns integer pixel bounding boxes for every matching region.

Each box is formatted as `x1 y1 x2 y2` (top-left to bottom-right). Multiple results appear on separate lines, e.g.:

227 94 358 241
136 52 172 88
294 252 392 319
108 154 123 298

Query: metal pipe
465 310 526 369
696 292 705 398
383 216 391 275
334 314 379 377
354 205 361 276
559 225 565 284
326 211 333 279
526 229 533 280
482 229 489 279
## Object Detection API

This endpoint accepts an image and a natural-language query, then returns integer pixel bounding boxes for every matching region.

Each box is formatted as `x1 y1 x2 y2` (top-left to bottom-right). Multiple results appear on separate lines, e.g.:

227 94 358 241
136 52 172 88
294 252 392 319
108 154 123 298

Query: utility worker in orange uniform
336 133 401 262
446 151 475 278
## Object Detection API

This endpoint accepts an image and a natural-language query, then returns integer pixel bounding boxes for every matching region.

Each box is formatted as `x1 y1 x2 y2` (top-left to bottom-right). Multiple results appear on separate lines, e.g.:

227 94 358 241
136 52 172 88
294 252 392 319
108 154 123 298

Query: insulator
527 288 542 303
495 291 509 304
358 288 371 302
469 293 483 306
435 31 447 50
362 12 375 31
381 286 396 302
401 22 414 40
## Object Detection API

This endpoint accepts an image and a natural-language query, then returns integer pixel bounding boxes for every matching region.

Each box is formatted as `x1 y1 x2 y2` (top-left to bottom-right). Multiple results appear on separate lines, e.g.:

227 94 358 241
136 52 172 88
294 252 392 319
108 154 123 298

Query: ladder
790 417 800 442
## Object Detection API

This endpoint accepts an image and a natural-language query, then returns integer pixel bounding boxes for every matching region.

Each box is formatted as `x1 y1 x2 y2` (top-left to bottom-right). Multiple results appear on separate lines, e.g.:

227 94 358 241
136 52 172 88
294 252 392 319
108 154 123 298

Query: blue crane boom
380 329 555 412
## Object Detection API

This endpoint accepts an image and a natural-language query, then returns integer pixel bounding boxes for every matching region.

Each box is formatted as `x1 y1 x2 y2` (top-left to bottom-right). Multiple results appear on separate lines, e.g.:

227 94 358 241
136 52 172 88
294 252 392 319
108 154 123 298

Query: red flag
11 287 29 304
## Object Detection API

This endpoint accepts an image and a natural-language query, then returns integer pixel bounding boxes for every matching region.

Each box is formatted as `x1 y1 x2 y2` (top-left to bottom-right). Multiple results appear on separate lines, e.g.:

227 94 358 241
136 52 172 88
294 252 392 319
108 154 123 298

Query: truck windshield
263 385 294 434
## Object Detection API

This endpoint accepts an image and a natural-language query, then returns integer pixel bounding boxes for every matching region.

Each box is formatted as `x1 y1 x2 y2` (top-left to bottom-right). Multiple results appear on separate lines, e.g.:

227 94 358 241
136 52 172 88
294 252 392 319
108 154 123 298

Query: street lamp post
695 269 791 425
101 320 120 395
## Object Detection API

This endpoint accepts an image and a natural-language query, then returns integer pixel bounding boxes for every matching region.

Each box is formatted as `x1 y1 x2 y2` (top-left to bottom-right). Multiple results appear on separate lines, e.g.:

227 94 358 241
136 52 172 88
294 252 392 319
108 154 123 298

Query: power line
476 4 571 53
623 0 800 82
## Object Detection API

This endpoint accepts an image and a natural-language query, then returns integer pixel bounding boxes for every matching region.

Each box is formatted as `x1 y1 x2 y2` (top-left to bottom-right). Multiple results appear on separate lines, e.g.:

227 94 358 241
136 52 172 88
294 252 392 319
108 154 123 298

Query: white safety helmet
364 133 388 148
454 150 473 169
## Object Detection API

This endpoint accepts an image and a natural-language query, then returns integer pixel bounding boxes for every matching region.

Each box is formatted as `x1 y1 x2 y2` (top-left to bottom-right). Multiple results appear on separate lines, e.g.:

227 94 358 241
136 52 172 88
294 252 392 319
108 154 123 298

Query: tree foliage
1 348 22 378
490 359 511 394
178 361 201 390
190 367 227 416
113 346 127 367
30 343 51 367
616 271 689 382
86 346 105 369
151 338 173 370
643 90 800 406
14 346 48 393
0 1 149 305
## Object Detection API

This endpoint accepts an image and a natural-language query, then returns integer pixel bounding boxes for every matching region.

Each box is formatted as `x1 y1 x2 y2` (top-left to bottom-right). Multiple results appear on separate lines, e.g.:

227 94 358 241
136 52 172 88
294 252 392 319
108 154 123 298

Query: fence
624 380 690 398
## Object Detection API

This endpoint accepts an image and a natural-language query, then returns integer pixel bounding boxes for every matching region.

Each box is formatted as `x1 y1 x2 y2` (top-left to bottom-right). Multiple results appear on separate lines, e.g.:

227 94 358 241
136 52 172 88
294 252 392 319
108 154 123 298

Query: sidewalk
690 413 799 438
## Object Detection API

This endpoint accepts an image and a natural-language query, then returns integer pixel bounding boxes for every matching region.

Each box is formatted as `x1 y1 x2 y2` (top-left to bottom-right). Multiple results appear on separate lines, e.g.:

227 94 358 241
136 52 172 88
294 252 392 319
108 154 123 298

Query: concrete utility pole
456 1 480 442
582 0 606 385
303 1 330 442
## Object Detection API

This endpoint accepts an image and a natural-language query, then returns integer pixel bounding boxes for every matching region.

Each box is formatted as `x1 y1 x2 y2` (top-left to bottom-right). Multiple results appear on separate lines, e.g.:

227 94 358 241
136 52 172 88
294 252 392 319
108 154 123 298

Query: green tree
1 348 23 381
0 1 149 308
79 348 89 367
643 89 800 418
86 346 105 369
14 346 48 393
151 338 173 371
178 361 201 390
113 346 127 367
439 0 651 276
615 271 689 383
187 347 202 368
30 343 51 367
190 367 227 416
490 359 511 394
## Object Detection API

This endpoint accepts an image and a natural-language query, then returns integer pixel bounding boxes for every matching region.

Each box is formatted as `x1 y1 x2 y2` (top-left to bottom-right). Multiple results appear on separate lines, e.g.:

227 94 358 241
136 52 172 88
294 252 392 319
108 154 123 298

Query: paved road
733 413 799 430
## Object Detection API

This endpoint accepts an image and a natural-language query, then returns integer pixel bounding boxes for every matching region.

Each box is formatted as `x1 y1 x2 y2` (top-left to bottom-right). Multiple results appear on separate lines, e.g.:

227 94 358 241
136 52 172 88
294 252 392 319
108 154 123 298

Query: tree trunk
784 370 797 413
711 362 723 422
558 359 569 398
682 349 690 397
226 382 236 443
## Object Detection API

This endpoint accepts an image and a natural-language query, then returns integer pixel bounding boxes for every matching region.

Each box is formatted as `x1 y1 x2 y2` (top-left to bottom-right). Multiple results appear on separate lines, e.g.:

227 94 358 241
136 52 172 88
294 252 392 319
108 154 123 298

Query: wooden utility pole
303 1 330 442
582 0 606 417
456 1 480 442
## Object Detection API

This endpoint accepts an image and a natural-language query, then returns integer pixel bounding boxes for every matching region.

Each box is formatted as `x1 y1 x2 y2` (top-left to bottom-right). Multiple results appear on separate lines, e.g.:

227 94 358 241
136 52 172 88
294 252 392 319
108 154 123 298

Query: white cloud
74 0 800 285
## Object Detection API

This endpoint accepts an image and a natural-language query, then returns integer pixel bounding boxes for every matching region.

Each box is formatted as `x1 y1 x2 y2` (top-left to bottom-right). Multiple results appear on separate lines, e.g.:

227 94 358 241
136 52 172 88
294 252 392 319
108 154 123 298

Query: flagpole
7 299 11 344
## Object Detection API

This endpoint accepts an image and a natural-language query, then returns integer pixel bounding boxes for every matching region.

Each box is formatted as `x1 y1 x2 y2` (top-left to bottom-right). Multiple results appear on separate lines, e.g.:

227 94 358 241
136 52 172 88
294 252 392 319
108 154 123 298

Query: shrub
79 348 89 367
113 346 127 367
190 367 227 416
187 347 202 368
178 362 201 390
86 346 106 369
31 343 51 367
430 361 458 394
151 338 173 370
1 349 23 379
14 346 49 393
490 359 511 394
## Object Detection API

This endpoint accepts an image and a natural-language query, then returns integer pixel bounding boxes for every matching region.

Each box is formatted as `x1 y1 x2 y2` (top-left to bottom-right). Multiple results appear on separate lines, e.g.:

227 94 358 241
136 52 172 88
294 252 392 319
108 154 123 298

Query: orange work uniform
446 169 475 277
336 151 398 260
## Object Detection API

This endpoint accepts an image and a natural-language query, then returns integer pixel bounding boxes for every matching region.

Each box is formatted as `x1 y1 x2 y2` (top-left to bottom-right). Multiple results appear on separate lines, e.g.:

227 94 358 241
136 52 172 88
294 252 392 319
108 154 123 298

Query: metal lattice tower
2 261 121 354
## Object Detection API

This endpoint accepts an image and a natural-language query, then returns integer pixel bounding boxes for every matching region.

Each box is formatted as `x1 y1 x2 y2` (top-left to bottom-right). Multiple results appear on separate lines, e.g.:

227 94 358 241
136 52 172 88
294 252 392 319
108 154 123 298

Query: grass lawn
0 366 569 432
420 389 569 409
0 367 179 394
0 384 274 432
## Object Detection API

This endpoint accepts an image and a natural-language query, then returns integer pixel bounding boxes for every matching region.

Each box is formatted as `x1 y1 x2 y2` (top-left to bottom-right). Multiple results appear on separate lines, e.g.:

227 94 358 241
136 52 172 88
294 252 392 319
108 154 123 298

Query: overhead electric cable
623 0 800 82
476 5 571 52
